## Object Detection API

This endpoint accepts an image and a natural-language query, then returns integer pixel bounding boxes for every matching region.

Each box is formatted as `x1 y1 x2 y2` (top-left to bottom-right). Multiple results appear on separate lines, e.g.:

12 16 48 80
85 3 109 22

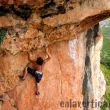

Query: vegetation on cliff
0 28 7 44
100 19 110 110
100 19 110 69
100 64 110 110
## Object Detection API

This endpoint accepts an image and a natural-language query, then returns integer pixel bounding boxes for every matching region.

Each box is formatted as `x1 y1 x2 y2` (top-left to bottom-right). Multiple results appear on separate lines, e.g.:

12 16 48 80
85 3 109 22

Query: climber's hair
36 57 44 65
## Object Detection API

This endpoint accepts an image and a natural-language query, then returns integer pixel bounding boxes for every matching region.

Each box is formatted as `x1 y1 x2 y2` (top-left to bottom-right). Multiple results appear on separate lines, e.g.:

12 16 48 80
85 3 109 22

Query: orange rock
0 1 108 110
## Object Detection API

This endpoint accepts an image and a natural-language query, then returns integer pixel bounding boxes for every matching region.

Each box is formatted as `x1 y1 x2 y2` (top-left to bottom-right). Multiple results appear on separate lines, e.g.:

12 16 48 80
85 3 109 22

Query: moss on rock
0 28 7 44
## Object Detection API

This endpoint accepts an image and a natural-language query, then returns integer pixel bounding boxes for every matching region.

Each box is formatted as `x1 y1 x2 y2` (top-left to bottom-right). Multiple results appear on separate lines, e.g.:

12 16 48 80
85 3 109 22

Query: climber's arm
22 67 28 77
44 47 51 63
19 65 28 80
27 52 35 63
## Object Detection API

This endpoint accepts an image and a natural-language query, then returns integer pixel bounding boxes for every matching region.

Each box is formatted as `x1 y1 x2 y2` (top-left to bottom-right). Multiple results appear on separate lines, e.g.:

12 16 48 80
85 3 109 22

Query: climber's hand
43 45 48 48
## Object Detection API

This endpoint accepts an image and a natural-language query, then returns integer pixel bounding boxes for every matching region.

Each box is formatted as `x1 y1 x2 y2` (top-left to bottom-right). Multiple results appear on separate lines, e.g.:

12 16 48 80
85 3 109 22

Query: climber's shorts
27 67 43 83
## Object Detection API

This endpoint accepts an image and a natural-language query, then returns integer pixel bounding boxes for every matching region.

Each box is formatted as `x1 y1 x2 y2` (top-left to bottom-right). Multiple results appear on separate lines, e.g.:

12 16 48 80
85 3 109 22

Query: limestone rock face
0 0 108 110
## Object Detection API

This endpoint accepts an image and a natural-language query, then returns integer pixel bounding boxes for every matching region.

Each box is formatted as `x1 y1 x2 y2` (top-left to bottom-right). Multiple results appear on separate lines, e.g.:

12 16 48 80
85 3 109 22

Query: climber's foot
18 75 25 81
35 91 40 96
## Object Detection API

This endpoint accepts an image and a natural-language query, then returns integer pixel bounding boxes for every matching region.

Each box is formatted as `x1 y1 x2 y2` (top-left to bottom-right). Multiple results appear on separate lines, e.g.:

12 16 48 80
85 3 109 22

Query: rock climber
19 47 51 95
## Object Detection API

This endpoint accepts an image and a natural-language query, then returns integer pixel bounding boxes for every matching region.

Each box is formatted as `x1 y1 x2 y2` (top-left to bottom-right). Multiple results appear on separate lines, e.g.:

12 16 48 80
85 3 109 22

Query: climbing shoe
35 91 40 96
18 75 25 81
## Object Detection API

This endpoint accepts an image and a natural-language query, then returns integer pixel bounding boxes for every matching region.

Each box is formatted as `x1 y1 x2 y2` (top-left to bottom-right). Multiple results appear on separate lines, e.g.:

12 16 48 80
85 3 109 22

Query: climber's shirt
27 67 43 83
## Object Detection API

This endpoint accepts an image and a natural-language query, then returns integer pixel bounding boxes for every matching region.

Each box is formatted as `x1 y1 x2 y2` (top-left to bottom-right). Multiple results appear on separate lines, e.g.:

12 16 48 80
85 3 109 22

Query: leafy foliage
100 64 110 110
100 25 110 69
100 20 110 110
0 28 7 44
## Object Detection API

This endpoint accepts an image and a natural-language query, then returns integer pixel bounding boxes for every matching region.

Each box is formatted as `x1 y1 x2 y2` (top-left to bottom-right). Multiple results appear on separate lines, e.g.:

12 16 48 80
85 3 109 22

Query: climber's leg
19 67 28 80
35 83 40 95
34 72 43 95
27 67 36 76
